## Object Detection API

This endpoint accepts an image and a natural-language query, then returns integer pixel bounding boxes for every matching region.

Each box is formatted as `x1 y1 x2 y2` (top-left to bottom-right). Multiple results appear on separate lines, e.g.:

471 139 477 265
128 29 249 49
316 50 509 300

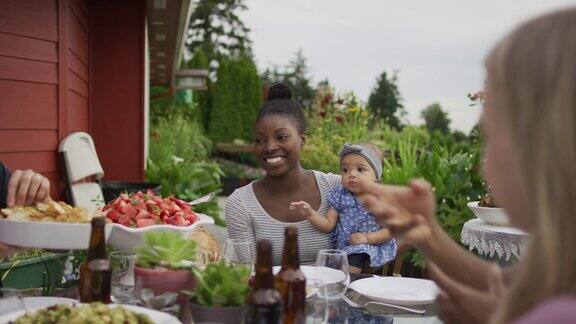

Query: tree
187 48 213 130
186 0 252 70
421 102 451 134
367 71 405 129
209 57 262 143
260 49 315 108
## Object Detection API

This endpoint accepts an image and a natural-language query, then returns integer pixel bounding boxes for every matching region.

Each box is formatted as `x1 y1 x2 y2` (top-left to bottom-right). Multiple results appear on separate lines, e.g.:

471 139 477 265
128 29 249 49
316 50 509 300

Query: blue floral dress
327 186 397 267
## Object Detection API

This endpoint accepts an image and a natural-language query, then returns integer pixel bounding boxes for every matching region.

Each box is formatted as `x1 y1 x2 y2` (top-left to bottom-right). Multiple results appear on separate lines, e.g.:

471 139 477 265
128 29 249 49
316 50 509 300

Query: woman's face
253 115 305 177
481 82 530 230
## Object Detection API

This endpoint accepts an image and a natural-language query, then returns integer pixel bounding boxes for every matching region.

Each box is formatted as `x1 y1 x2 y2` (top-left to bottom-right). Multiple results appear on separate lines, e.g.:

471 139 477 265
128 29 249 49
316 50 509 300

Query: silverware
189 192 216 205
342 293 426 315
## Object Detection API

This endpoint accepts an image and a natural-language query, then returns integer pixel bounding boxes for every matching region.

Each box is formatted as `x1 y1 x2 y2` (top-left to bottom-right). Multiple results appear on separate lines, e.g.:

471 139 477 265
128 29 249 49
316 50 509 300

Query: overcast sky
241 0 575 132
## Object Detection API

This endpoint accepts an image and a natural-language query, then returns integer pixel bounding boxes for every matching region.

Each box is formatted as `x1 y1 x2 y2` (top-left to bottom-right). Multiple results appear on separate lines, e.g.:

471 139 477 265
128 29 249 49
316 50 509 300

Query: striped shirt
225 171 341 266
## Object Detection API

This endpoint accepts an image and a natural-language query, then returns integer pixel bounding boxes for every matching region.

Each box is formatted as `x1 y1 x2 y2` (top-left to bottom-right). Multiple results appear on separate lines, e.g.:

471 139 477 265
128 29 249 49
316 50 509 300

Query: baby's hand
350 232 369 245
289 201 314 218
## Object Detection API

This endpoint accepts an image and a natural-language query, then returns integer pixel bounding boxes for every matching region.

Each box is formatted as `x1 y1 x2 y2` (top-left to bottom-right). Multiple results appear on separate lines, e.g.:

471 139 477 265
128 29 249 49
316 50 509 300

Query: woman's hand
350 233 368 245
7 169 51 207
430 263 505 324
358 179 439 248
289 201 314 218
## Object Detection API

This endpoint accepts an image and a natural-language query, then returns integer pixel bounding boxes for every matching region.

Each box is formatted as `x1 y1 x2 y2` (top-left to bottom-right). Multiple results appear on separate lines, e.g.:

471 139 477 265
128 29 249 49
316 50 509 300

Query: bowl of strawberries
103 191 214 251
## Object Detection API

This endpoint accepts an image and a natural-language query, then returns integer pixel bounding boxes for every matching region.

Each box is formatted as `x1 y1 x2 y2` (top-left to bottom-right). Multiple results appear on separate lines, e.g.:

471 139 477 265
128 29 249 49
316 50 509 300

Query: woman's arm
360 180 494 290
290 202 339 233
224 193 256 263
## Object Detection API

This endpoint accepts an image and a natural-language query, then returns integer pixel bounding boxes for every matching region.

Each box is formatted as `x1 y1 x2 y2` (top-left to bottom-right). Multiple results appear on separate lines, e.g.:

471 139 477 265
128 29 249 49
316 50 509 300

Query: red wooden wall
90 0 146 183
0 0 146 200
0 0 89 198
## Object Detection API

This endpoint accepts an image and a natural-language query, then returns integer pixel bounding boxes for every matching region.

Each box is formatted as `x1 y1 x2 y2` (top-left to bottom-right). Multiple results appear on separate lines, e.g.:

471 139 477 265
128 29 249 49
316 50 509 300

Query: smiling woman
224 83 341 265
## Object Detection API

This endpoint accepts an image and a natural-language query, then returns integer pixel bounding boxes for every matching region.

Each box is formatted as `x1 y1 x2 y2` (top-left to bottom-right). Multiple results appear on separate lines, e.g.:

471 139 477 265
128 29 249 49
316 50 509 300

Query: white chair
58 132 105 213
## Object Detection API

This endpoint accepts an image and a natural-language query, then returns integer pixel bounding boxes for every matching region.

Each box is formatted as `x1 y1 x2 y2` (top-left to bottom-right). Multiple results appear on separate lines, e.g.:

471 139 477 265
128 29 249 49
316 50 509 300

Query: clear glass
110 251 136 304
0 288 26 316
222 239 254 273
307 280 350 324
314 249 350 300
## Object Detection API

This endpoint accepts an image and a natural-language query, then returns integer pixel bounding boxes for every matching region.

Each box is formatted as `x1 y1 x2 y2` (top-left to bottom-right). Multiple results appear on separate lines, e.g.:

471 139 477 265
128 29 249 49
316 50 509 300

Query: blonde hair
486 7 576 323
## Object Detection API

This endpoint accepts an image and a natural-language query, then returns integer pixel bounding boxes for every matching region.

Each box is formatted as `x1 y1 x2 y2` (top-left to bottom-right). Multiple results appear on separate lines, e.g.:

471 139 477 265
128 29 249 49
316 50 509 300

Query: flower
171 155 184 165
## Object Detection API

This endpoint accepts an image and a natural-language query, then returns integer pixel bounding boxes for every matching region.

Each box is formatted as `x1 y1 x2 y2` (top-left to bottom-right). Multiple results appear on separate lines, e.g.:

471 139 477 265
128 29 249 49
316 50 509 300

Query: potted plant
187 261 251 324
133 231 197 306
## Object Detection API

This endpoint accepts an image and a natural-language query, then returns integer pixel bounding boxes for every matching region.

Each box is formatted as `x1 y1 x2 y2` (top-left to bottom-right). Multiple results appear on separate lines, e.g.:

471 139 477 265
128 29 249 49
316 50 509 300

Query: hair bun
267 82 293 101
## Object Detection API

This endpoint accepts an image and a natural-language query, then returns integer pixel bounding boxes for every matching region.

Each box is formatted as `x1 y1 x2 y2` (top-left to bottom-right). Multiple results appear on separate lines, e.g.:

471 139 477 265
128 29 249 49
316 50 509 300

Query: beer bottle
275 226 306 324
245 240 283 324
79 216 111 303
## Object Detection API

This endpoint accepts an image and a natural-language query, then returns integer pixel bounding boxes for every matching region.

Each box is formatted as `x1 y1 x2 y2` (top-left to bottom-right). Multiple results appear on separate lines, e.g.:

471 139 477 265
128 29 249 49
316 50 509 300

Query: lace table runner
461 218 529 261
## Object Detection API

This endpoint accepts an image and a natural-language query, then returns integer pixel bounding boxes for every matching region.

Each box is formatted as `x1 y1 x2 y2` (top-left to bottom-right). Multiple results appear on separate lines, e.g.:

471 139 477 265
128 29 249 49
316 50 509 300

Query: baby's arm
290 201 339 233
350 228 393 245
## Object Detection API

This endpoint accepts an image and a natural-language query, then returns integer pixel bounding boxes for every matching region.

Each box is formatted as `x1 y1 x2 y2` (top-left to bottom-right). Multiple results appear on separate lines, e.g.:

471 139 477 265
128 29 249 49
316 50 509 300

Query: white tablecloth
461 218 529 261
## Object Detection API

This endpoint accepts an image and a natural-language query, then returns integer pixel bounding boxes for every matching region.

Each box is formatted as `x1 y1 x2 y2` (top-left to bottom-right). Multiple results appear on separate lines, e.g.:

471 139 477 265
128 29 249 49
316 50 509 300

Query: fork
342 294 426 315
188 192 216 206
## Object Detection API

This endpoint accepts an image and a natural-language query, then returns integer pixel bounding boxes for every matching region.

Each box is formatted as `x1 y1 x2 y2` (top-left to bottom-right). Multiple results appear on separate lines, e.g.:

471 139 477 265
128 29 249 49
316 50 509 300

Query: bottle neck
281 227 300 269
254 241 274 289
87 218 107 261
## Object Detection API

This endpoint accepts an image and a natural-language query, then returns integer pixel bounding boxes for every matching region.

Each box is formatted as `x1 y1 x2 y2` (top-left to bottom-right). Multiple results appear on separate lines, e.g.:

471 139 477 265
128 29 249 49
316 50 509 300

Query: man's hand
350 232 369 245
7 169 51 207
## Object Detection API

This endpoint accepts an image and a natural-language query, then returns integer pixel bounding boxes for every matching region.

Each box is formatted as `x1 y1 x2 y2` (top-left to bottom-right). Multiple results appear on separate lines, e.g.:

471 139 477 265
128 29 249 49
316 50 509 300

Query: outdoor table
461 218 529 264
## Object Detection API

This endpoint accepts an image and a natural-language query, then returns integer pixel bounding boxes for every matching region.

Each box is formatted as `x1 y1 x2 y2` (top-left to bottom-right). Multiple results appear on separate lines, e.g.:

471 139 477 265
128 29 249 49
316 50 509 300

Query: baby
290 143 397 273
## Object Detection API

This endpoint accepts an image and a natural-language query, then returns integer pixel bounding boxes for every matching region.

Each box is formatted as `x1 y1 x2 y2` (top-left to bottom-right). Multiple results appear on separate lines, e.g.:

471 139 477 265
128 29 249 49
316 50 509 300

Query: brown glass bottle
79 216 111 303
275 226 306 324
245 240 283 324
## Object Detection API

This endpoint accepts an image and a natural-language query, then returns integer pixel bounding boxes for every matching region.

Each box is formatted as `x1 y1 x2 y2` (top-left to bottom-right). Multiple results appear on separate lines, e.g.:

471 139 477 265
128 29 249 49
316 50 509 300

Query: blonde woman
360 7 576 324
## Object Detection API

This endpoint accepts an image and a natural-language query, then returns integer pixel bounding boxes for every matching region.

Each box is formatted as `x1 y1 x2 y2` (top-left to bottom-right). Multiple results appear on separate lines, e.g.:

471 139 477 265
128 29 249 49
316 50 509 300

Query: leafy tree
209 57 262 143
260 49 315 108
367 71 405 129
186 0 252 70
187 48 213 130
421 102 451 134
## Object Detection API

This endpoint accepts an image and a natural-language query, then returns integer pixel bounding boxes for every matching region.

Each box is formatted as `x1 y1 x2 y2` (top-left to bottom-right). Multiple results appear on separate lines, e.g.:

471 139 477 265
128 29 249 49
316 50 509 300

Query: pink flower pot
133 266 195 299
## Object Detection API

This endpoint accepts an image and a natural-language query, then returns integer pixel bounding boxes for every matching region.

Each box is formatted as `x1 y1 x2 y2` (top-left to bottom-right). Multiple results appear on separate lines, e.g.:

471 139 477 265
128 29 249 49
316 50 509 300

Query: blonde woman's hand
350 233 368 245
289 201 314 218
430 263 505 324
7 169 51 207
358 179 439 248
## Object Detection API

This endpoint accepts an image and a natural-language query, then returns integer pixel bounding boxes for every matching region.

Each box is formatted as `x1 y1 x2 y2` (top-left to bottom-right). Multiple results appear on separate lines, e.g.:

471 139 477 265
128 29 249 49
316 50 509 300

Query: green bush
209 57 262 143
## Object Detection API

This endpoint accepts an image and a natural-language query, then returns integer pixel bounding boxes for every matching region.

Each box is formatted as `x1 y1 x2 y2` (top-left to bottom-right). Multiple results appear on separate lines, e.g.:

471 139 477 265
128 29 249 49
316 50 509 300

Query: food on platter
478 194 498 208
12 302 153 324
0 201 91 223
102 191 197 228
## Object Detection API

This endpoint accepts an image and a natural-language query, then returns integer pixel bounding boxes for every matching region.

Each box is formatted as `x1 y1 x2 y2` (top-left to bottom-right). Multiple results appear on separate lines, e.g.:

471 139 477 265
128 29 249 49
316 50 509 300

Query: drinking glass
110 251 136 304
314 249 350 300
222 239 254 273
0 288 26 316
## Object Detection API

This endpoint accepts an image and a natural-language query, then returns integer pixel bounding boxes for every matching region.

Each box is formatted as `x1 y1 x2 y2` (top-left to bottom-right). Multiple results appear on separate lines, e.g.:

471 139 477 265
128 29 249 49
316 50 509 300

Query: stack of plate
349 277 439 306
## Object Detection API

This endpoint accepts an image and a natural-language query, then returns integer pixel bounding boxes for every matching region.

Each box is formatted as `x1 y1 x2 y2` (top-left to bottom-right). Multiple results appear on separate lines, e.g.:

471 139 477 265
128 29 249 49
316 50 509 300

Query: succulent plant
134 231 196 270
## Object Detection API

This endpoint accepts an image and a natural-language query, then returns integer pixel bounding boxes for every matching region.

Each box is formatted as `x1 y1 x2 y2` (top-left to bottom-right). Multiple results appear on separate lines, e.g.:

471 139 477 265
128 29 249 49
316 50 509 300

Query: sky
241 0 575 132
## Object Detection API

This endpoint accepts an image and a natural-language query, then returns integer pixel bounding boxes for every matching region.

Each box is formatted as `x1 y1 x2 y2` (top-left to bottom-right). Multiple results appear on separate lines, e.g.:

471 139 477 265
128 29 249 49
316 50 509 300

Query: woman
225 83 340 265
360 7 576 324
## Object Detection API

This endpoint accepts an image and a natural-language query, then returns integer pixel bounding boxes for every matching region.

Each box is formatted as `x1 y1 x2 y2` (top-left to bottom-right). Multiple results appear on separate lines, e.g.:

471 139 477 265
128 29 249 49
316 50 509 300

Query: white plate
349 277 439 306
467 202 510 226
272 265 347 285
107 213 214 251
0 303 181 323
273 265 349 298
0 219 112 250
22 296 77 310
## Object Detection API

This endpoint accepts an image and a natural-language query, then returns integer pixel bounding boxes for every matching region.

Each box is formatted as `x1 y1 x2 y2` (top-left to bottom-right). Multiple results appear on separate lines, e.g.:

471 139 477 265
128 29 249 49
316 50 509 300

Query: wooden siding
0 0 89 198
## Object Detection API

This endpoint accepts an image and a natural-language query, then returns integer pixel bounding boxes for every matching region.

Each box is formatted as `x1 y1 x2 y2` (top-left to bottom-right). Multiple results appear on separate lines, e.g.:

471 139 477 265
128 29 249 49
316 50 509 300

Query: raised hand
289 201 314 218
358 179 439 248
